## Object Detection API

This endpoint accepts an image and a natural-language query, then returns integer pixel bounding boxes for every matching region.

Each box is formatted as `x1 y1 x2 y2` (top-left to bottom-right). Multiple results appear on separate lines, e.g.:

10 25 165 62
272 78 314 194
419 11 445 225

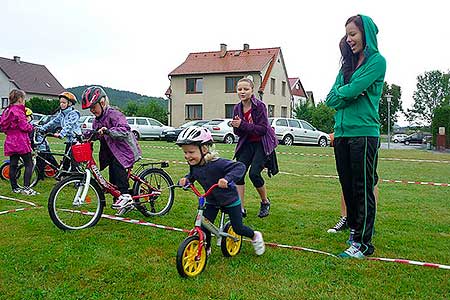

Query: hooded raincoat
0 104 33 156
326 15 386 137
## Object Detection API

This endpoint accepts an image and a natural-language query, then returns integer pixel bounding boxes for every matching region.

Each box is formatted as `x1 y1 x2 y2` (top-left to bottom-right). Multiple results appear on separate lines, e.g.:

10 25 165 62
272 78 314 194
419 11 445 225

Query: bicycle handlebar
176 181 235 198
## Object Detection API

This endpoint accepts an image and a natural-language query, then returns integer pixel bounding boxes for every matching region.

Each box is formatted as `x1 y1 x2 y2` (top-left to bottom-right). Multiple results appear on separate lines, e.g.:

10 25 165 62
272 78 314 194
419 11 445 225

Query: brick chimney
13 56 21 64
243 44 249 51
220 43 227 58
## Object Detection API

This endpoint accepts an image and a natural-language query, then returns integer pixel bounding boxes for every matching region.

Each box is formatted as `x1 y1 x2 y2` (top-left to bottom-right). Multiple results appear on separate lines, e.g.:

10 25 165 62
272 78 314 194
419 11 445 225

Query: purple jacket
233 95 278 156
0 104 33 156
92 107 142 170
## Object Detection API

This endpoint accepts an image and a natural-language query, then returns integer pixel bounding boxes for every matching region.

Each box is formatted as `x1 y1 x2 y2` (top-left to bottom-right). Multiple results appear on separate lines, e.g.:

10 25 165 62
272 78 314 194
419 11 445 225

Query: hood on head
360 14 379 58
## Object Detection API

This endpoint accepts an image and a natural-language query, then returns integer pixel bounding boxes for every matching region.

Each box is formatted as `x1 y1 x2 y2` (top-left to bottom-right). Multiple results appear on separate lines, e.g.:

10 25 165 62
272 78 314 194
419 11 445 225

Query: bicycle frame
185 183 240 261
76 141 165 205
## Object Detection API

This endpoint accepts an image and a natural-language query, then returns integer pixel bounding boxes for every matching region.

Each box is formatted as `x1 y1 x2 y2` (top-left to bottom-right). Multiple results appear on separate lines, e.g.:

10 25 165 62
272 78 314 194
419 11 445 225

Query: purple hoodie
0 104 33 156
233 95 278 156
92 107 142 170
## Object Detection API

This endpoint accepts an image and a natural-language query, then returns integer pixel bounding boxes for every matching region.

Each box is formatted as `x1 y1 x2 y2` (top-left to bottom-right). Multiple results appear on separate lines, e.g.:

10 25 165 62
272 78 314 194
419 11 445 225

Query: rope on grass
279 171 450 187
0 207 38 215
140 145 450 164
0 195 39 206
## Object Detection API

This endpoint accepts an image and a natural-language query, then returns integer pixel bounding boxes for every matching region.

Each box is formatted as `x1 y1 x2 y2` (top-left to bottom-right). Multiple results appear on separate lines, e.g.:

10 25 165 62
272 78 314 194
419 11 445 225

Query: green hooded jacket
325 15 386 137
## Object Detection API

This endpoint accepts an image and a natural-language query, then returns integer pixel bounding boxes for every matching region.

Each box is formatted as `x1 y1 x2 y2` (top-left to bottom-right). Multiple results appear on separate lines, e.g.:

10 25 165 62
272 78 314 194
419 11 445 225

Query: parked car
392 133 408 143
126 117 174 140
78 116 94 132
268 117 330 147
402 132 432 145
160 120 210 142
202 119 238 144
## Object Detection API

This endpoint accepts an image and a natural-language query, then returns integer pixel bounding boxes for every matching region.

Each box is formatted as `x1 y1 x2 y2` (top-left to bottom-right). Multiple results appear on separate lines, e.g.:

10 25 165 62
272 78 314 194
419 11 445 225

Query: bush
26 97 60 115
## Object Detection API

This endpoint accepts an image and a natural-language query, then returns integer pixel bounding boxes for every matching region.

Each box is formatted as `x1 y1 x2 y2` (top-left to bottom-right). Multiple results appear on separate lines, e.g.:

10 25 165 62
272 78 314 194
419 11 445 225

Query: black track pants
334 137 379 254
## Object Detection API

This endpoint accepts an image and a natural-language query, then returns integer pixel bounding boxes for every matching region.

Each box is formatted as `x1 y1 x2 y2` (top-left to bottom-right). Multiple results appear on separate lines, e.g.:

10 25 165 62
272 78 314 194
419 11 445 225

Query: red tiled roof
288 77 307 97
169 48 280 76
0 56 65 96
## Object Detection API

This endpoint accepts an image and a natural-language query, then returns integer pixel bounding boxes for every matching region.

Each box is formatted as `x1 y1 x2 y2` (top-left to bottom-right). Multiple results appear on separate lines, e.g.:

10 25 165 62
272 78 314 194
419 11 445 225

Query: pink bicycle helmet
176 126 213 146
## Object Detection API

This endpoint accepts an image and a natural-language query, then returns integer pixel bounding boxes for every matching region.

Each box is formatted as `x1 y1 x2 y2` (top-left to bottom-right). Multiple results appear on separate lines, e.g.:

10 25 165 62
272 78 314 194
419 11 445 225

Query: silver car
126 117 174 140
202 118 238 144
269 117 330 147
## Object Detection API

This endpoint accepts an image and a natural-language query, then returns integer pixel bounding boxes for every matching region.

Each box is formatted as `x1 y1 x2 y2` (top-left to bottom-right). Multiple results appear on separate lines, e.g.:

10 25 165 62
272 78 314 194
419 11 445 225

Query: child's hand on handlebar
98 127 108 136
54 133 61 139
218 178 228 189
179 177 189 188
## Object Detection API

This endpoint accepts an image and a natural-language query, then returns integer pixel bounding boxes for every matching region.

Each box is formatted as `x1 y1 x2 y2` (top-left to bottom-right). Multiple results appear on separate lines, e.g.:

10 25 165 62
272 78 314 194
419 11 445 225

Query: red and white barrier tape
279 171 450 187
0 195 39 206
366 257 450 270
141 145 450 164
0 206 38 215
98 212 450 270
1 198 448 271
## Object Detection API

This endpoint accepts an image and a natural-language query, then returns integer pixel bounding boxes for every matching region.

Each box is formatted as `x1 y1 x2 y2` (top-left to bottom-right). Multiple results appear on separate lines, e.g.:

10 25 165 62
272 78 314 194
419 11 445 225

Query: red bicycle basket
71 142 92 163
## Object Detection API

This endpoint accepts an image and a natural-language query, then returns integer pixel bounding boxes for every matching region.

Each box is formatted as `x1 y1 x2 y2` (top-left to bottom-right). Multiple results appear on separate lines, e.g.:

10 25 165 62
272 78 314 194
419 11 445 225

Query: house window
282 81 286 97
185 104 203 120
225 76 243 93
281 106 287 117
225 104 235 118
186 78 203 94
270 78 275 95
268 105 275 117
1 97 8 109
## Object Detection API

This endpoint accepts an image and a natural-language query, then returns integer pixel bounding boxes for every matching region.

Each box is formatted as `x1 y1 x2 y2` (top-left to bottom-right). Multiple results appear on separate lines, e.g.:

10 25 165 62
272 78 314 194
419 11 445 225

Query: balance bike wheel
176 235 207 277
220 221 242 257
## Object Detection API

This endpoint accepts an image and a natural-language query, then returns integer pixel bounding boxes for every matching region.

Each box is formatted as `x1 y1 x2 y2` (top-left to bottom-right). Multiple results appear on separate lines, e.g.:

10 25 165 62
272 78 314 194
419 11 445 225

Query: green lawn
0 136 449 300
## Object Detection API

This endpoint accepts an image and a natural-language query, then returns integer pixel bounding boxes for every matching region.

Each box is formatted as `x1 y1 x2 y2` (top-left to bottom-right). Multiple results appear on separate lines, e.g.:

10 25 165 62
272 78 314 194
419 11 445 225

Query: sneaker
112 194 133 209
338 242 365 259
242 209 247 218
257 200 270 218
252 231 265 255
21 187 39 196
346 229 356 245
115 205 134 216
12 187 22 194
327 216 348 233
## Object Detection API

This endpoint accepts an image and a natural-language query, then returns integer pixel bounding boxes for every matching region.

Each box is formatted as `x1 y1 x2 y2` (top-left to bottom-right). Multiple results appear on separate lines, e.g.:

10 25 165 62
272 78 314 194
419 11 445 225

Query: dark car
37 115 61 133
160 120 210 142
403 132 431 145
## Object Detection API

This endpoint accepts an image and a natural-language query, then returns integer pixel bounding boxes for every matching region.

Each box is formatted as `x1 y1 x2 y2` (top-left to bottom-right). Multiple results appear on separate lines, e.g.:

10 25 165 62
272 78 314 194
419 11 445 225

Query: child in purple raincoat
81 86 142 210
0 90 38 195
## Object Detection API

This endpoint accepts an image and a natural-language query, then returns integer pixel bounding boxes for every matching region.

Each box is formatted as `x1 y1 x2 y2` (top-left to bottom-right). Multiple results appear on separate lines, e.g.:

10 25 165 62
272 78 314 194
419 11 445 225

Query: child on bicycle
38 92 82 174
176 126 265 256
26 107 58 181
0 90 38 195
81 86 142 210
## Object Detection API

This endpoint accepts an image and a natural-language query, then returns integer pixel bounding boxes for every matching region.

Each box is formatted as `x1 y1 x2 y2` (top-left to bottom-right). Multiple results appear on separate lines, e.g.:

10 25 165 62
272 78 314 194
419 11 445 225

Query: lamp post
385 94 393 150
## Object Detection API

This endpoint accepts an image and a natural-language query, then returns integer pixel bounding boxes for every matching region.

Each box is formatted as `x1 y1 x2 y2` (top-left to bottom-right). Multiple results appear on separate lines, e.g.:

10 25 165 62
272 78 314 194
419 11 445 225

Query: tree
26 97 60 115
379 82 402 134
406 70 450 125
294 101 313 123
310 102 335 133
124 101 138 116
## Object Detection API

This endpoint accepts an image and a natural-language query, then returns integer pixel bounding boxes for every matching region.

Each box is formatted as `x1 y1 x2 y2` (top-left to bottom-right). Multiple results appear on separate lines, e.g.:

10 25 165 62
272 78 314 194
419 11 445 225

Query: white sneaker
252 231 265 256
112 194 133 209
21 187 39 196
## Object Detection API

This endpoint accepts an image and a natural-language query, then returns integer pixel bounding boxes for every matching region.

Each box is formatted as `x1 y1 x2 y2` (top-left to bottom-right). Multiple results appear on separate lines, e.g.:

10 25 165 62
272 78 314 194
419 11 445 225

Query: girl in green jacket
325 15 386 259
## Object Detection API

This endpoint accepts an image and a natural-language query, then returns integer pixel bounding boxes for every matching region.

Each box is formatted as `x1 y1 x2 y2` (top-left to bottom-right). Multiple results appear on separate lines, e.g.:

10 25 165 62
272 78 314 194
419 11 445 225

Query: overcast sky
3 0 450 124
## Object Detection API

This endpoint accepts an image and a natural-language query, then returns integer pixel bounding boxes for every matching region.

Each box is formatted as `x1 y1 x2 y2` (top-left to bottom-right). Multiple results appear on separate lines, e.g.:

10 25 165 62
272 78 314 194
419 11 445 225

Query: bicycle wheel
0 162 10 180
16 163 39 188
132 168 174 217
48 175 105 230
176 235 208 278
220 221 242 257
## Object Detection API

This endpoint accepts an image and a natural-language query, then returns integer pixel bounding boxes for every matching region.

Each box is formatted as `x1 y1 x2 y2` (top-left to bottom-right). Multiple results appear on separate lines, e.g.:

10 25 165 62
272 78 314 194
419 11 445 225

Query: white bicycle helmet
176 126 213 146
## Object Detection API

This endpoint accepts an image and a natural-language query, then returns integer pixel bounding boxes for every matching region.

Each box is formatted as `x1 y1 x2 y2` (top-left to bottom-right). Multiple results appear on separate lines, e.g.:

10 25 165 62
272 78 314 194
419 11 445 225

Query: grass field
0 136 449 300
